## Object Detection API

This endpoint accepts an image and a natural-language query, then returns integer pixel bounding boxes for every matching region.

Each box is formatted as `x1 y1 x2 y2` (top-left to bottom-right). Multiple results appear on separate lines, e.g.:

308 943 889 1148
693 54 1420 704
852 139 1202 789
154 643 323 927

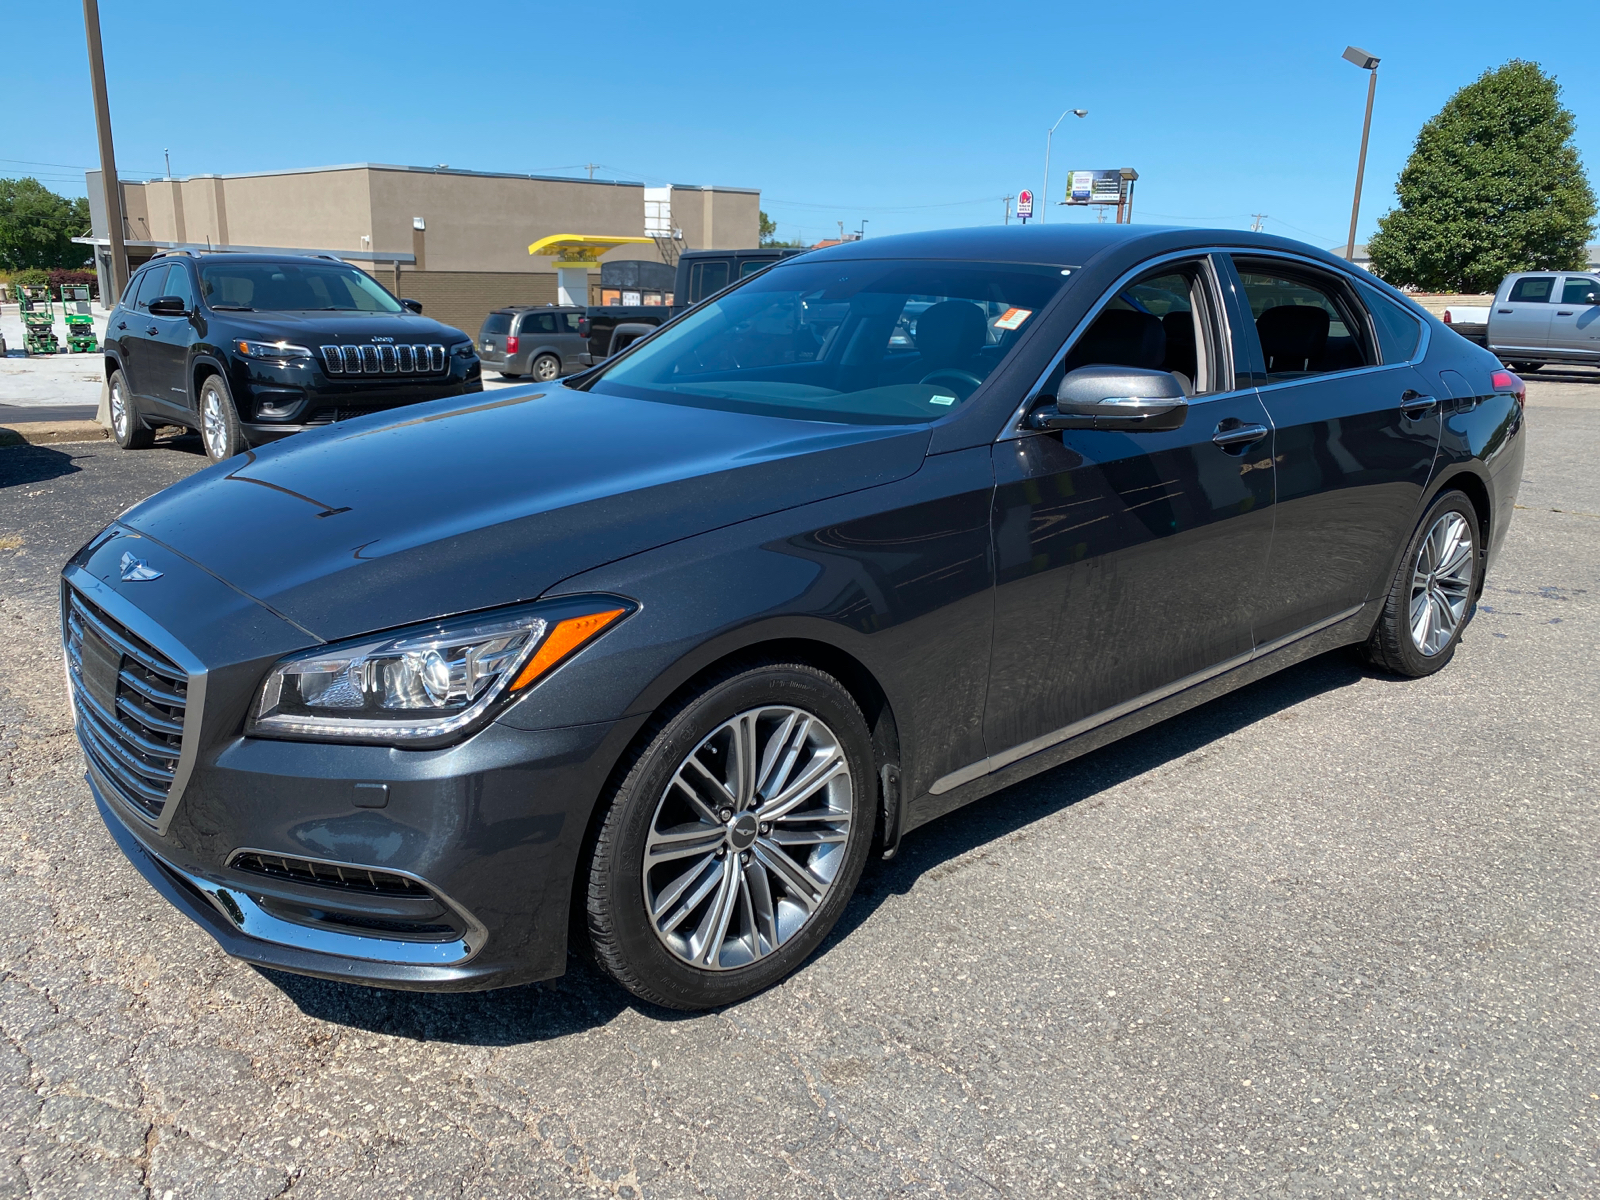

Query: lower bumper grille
65 588 189 822
229 851 432 898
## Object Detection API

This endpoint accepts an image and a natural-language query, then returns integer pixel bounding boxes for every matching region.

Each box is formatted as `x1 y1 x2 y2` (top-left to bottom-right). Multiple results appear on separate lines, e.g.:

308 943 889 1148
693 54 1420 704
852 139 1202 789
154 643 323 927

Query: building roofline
92 163 759 194
72 236 415 263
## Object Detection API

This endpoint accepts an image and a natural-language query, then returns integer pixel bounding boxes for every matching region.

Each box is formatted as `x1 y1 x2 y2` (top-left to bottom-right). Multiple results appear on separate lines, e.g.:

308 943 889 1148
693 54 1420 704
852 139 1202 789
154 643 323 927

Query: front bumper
235 355 483 443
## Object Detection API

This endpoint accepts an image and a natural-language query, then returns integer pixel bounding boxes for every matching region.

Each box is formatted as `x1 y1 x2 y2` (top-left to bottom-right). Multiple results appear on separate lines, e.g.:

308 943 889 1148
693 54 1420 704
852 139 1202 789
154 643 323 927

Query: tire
531 354 561 382
498 371 524 380
1362 490 1482 677
108 369 153 450
198 374 244 462
586 661 876 1010
1506 362 1542 373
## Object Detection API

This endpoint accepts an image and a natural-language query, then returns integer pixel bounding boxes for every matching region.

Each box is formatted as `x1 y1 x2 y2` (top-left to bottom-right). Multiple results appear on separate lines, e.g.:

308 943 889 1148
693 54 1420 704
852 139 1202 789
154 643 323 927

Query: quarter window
1357 282 1422 363
1561 277 1600 304
1234 265 1372 380
1508 277 1555 303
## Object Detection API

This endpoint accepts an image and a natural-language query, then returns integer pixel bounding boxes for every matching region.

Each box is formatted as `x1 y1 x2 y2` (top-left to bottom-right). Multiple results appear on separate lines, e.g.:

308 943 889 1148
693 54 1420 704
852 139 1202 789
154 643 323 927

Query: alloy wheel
1409 511 1475 656
642 706 853 971
109 379 128 439
202 388 228 458
533 355 560 382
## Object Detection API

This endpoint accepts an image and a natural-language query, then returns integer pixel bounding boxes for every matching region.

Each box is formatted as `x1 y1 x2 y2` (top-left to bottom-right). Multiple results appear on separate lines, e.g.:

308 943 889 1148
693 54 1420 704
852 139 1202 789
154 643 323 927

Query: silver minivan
477 305 588 380
1487 270 1600 370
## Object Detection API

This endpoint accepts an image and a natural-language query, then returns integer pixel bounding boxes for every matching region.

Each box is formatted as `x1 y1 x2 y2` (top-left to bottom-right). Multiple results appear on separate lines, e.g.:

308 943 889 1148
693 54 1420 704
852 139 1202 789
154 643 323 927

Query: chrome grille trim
62 565 208 834
317 344 449 376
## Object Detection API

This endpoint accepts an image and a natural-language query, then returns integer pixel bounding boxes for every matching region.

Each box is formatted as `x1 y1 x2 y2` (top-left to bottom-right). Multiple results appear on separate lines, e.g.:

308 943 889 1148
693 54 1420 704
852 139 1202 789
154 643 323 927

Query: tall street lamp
1043 108 1087 225
1342 46 1380 263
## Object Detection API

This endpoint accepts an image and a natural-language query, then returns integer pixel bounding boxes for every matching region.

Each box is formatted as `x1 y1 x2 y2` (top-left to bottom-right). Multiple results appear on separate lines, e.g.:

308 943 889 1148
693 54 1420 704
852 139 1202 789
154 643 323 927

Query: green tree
1368 61 1596 293
0 178 92 271
758 209 778 245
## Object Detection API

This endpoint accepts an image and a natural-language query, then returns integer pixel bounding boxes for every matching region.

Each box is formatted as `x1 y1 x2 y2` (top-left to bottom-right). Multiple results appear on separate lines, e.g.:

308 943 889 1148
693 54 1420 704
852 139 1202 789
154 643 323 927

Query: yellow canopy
527 234 655 269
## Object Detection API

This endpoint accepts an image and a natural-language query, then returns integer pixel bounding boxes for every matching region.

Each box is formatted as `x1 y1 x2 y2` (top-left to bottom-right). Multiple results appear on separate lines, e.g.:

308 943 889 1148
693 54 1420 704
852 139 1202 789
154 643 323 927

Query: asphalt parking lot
0 376 1595 1199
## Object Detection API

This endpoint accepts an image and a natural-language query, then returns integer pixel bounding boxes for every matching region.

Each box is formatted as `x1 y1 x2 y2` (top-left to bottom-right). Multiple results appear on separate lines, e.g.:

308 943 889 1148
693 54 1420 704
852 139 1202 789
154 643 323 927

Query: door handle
146 327 159 336
1211 422 1269 447
1557 310 1574 316
116 321 126 330
1497 308 1513 314
1399 390 1438 416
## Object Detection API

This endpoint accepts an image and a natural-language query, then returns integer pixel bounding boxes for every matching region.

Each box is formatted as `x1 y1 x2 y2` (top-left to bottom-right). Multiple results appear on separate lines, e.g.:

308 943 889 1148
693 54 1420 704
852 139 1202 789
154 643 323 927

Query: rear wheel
1363 490 1481 677
199 374 244 462
531 353 561 382
586 661 875 1010
1506 361 1542 373
108 370 153 450
498 370 524 379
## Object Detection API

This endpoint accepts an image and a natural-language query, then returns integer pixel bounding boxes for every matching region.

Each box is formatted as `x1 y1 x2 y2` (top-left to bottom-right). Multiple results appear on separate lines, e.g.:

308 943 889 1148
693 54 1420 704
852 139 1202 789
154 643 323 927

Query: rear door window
523 313 558 334
1508 276 1555 303
1232 262 1374 380
688 260 730 303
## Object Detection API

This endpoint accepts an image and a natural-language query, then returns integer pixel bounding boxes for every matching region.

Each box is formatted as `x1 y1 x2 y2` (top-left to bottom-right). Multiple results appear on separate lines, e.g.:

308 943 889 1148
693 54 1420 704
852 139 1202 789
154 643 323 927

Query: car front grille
64 589 189 822
228 851 432 898
320 343 446 375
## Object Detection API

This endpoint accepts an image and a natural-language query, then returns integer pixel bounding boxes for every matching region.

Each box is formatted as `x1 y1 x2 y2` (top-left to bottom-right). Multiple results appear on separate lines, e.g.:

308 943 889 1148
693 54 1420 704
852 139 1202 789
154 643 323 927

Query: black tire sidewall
1382 490 1482 676
591 664 875 1009
200 375 242 461
108 369 151 449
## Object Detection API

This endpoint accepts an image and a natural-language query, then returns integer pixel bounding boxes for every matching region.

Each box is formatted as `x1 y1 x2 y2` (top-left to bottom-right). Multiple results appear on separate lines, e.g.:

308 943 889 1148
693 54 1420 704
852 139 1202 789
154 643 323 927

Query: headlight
247 598 630 744
451 341 477 359
235 339 312 360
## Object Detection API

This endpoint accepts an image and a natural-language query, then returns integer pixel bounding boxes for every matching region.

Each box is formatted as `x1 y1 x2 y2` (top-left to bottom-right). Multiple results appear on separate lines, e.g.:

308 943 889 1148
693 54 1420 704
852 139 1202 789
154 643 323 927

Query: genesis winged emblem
119 551 162 582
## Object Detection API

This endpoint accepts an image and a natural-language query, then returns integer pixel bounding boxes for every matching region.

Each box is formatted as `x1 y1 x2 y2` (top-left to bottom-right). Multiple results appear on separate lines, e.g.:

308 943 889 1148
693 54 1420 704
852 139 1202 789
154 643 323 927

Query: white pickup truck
1441 303 1490 347
1486 270 1600 370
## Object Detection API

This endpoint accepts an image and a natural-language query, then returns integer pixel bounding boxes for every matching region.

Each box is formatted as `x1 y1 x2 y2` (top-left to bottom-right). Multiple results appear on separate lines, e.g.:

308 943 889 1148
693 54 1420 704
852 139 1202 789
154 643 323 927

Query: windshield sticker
929 394 957 406
993 307 1033 331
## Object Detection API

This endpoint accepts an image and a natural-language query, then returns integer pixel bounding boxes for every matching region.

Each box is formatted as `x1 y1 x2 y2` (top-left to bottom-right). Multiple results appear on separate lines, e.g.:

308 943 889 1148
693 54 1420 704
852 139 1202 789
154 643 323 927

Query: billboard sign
1016 189 1034 220
1067 170 1127 205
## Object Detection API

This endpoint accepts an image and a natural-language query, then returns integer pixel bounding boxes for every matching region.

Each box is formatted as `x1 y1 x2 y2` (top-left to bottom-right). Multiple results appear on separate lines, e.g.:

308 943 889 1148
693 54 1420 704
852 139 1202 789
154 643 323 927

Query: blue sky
4 1 1595 252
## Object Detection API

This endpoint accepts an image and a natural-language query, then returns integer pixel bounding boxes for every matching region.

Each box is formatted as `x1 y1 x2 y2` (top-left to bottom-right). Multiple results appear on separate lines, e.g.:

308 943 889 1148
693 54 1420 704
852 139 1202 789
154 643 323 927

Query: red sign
1016 190 1034 220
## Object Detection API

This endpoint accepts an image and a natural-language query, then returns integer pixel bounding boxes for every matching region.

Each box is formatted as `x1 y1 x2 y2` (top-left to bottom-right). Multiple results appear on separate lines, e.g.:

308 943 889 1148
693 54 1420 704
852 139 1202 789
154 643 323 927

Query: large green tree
0 178 92 271
1368 61 1596 293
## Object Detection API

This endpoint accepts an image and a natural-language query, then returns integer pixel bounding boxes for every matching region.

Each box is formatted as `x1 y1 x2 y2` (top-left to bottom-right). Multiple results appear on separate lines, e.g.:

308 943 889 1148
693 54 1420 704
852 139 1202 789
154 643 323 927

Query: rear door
1491 275 1556 354
119 265 173 401
1226 255 1439 643
1549 275 1600 359
981 254 1276 774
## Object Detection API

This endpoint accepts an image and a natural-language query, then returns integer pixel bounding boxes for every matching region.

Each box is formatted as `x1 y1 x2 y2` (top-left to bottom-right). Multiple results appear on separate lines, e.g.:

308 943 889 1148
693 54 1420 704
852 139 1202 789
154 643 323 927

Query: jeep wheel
199 375 244 462
109 370 153 450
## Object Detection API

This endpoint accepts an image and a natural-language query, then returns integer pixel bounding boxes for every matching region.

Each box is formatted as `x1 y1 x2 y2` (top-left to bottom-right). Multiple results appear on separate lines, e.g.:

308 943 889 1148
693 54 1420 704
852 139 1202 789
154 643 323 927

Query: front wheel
108 369 153 450
1363 490 1481 677
198 374 244 462
585 662 876 1010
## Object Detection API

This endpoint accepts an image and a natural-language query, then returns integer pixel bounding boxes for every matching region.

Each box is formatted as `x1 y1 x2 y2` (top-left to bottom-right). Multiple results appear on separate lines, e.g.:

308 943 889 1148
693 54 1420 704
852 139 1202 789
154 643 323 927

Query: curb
0 420 110 447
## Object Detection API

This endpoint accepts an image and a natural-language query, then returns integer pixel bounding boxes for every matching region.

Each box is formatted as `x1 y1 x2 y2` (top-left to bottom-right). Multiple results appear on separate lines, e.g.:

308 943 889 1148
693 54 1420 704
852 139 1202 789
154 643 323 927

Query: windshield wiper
209 304 254 311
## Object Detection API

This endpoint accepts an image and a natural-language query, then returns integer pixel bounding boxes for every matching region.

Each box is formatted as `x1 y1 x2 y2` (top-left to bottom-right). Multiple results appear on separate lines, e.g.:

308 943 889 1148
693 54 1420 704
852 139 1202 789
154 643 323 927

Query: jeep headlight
235 339 313 360
248 599 629 744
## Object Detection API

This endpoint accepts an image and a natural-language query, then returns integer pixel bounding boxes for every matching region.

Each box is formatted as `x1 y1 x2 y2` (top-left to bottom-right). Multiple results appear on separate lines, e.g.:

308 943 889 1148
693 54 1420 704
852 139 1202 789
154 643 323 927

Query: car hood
216 310 467 340
119 387 931 642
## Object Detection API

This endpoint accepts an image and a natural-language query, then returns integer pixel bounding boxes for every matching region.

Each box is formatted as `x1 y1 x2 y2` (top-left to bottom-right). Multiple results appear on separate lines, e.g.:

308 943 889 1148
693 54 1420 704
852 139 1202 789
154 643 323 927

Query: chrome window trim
1000 248 1240 442
62 564 208 837
929 603 1364 795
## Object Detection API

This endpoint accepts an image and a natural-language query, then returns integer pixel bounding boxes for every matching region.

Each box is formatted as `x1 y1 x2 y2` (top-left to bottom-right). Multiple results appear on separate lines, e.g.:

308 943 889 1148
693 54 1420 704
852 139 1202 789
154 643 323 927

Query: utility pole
1342 46 1380 262
1003 194 1013 225
82 0 127 300
163 148 170 179
857 219 869 240
1250 213 1267 232
1042 108 1087 225
584 162 599 179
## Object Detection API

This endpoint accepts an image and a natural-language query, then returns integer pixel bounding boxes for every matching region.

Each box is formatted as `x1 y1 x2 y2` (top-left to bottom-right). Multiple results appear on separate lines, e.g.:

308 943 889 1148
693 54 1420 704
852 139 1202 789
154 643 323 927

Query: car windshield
589 259 1071 424
199 261 403 313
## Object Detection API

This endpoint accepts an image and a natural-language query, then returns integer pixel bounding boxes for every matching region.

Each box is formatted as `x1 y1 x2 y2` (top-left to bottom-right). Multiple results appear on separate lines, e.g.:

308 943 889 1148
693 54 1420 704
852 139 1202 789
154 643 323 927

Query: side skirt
903 600 1379 834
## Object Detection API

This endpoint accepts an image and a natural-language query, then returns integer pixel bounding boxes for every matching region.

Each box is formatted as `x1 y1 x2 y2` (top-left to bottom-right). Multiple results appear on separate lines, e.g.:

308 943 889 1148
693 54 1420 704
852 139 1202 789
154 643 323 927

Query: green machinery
59 284 98 353
18 285 58 355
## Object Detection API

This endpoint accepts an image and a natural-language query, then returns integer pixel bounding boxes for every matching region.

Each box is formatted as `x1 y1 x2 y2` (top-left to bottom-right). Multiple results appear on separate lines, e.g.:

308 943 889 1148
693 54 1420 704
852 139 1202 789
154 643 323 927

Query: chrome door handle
1400 391 1437 416
1212 423 1269 447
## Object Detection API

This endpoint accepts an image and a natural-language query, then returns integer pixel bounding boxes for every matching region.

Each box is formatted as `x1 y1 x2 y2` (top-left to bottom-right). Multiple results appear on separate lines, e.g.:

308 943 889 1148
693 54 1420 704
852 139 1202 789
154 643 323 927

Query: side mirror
400 298 423 314
1586 291 1600 306
147 295 189 317
1031 365 1189 432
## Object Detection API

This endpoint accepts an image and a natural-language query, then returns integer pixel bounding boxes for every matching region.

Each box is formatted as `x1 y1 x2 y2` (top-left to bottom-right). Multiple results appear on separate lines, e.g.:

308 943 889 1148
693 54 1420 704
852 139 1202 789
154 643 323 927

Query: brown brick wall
390 270 580 337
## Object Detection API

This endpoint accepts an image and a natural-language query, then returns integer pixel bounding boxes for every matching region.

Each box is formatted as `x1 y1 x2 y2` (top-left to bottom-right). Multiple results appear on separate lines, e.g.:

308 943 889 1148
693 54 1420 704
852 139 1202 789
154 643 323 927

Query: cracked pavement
0 379 1595 1198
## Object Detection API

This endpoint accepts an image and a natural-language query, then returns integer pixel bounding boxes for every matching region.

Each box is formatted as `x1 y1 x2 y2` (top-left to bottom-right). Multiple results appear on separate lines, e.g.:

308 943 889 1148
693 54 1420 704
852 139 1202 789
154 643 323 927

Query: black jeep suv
104 253 481 461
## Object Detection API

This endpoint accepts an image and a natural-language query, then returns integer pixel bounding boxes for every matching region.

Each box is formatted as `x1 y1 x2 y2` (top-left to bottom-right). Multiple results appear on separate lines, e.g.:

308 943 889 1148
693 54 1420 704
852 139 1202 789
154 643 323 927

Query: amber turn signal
510 609 627 691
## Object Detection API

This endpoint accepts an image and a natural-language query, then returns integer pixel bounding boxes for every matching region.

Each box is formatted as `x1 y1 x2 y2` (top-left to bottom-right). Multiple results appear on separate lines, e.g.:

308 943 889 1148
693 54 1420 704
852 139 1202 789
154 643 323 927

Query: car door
980 254 1276 774
557 311 587 367
1549 275 1600 358
1226 255 1440 644
143 260 198 416
1491 275 1556 354
113 265 165 398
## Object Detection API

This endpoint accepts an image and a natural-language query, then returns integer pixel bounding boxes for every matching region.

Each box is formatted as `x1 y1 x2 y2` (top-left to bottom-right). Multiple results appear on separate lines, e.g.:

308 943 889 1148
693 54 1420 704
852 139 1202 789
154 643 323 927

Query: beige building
83 163 760 332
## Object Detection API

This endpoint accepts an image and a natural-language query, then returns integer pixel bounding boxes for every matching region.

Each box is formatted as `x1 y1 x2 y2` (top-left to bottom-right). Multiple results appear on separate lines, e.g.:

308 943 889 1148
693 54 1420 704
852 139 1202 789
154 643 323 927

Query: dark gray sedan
64 224 1524 1010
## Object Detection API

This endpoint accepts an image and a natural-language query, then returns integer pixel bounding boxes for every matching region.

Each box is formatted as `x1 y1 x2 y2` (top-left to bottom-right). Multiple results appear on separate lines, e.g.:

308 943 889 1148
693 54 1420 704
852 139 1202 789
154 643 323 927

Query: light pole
1042 108 1087 225
1342 46 1380 263
82 0 127 300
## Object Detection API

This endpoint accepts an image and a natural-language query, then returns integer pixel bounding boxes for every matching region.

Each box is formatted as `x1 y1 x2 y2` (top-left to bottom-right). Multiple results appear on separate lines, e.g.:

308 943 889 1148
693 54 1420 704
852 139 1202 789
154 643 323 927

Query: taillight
505 335 519 354
1491 368 1525 409
1442 310 1453 324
